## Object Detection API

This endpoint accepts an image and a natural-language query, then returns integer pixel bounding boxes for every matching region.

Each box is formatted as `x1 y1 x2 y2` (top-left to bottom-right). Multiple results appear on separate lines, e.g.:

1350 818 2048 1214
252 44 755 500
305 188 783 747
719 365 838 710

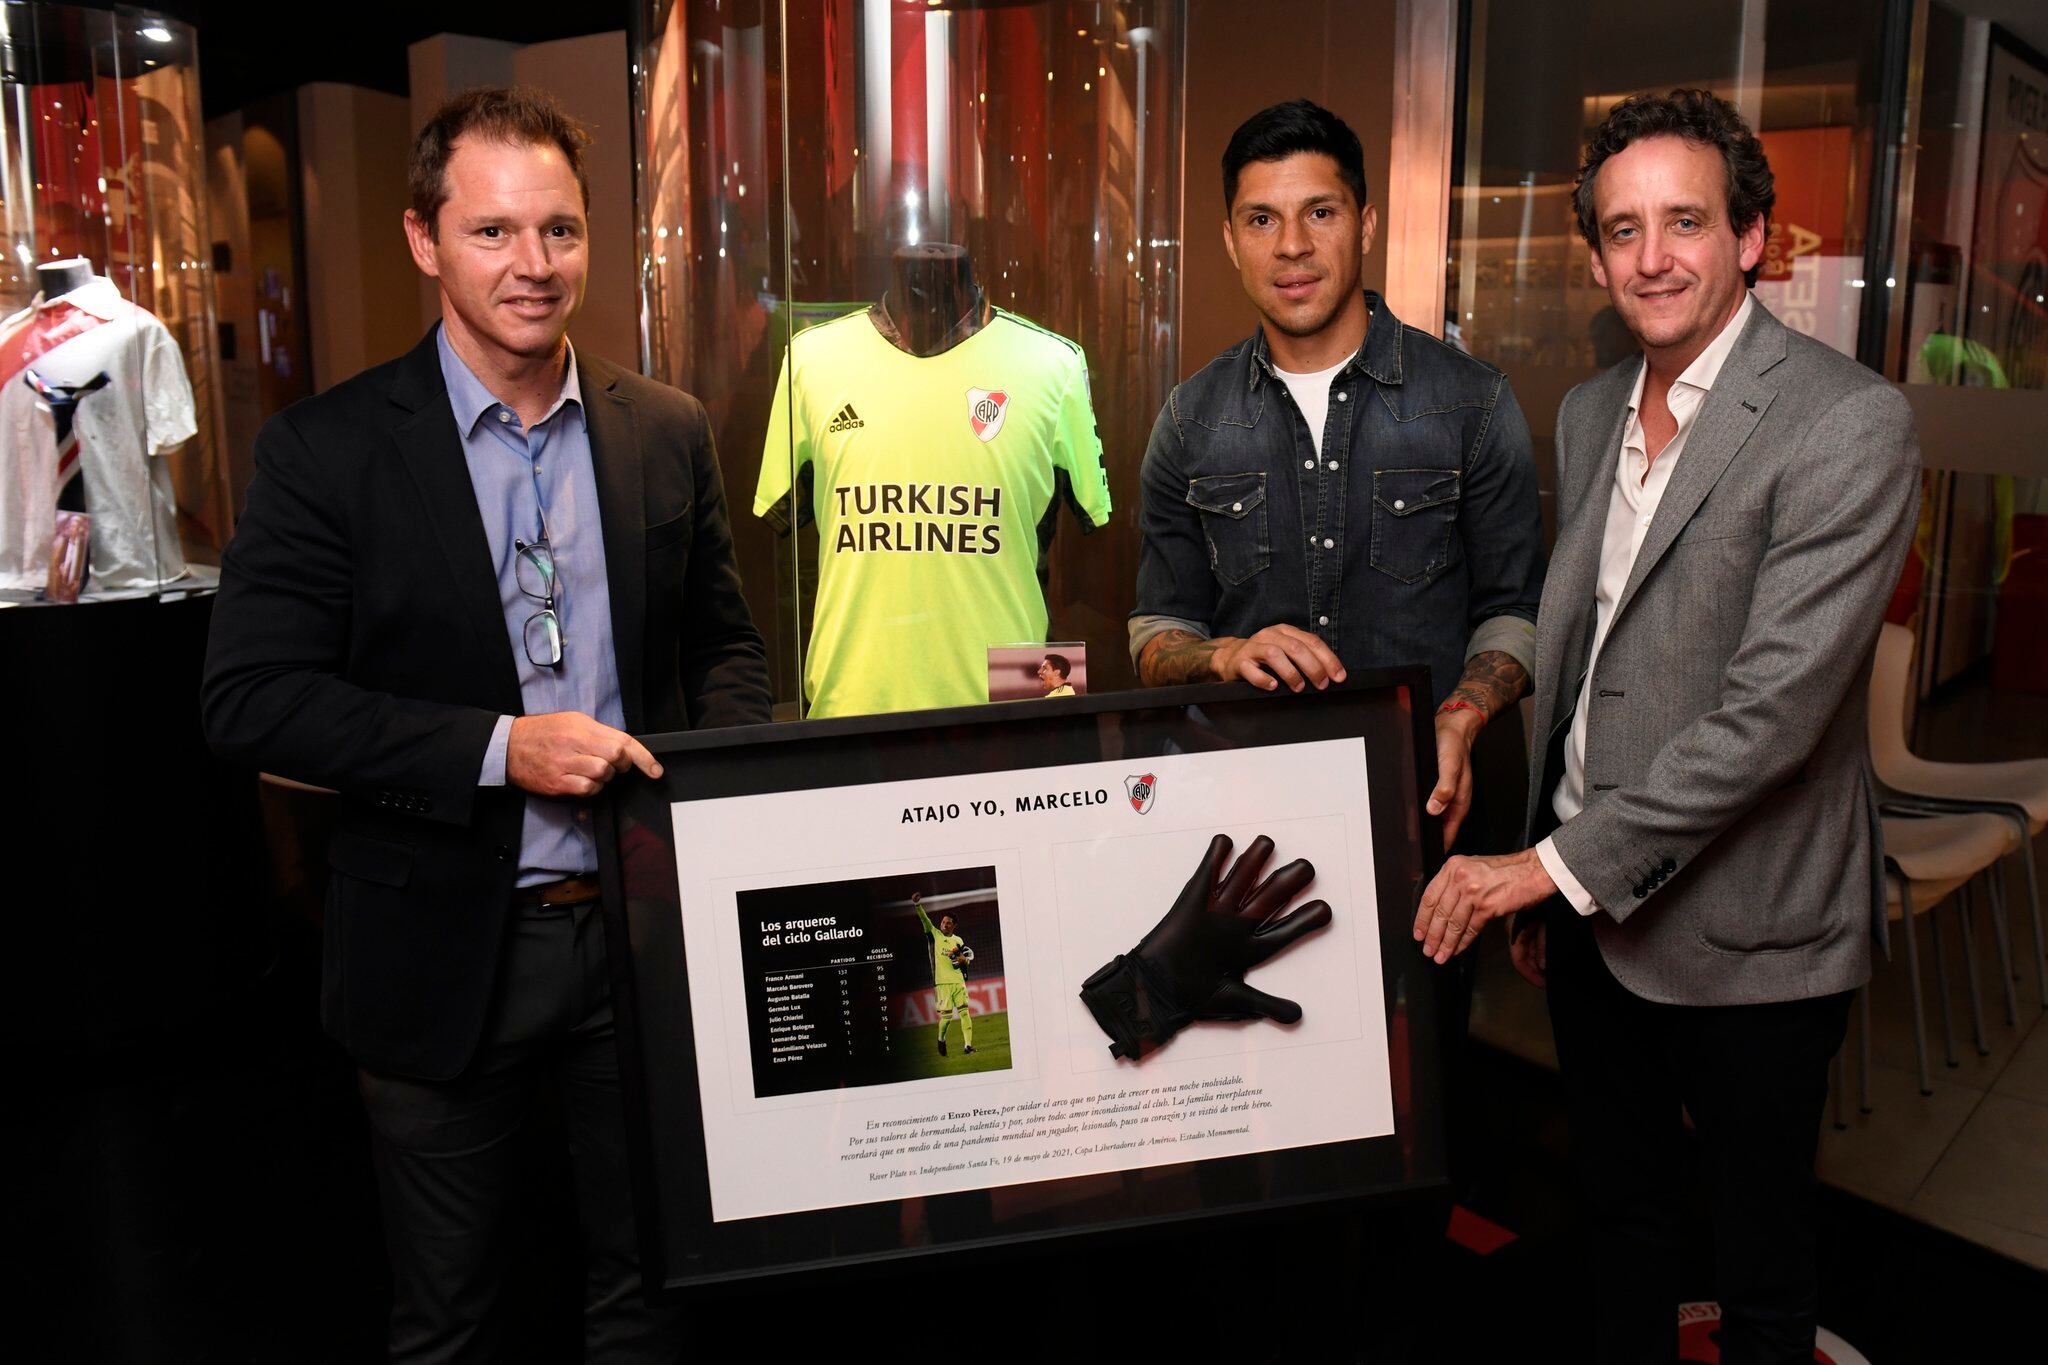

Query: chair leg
1957 881 1990 1057
1858 988 1872 1114
1897 875 1932 1095
1929 896 1959 1067
2018 829 2046 1008
1985 866 2019 1026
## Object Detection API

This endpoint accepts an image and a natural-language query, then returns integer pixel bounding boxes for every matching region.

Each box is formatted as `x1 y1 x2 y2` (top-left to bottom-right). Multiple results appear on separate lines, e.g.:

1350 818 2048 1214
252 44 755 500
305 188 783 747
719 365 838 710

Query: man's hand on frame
1212 625 1348 693
1426 704 1484 849
1413 847 1556 965
507 711 663 798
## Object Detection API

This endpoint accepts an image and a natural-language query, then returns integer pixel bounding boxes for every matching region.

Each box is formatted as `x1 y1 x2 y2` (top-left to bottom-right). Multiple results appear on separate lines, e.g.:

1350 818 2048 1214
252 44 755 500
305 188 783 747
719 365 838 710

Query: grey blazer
1523 301 1920 1006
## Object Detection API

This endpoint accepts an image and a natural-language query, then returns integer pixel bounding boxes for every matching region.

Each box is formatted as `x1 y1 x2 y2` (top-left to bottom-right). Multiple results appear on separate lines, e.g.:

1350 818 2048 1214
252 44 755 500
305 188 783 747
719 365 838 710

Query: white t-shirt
1271 353 1353 456
0 279 196 591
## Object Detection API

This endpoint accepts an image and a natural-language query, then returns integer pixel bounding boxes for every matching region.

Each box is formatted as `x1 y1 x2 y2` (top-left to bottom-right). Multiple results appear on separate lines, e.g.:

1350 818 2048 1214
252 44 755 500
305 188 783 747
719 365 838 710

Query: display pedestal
4 587 268 1062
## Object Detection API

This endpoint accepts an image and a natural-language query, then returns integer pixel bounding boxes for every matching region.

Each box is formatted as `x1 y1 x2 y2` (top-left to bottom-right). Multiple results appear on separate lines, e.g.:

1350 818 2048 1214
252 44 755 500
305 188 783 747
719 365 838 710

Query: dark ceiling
126 1 627 118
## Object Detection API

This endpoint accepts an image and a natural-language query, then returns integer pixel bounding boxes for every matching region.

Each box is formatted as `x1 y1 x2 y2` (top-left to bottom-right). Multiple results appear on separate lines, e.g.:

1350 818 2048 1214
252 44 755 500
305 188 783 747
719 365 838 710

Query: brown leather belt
512 874 603 911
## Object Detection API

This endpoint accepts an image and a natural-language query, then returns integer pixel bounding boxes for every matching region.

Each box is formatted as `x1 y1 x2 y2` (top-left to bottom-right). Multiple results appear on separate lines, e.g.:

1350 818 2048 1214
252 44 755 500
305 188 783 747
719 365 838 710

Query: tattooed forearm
1443 649 1529 720
1139 629 1227 687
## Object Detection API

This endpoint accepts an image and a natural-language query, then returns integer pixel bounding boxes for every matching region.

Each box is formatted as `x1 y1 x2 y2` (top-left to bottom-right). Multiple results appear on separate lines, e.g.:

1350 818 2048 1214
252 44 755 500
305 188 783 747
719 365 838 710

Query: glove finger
1169 833 1235 917
1214 834 1276 910
1241 857 1316 921
1211 978 1303 1025
1251 898 1332 958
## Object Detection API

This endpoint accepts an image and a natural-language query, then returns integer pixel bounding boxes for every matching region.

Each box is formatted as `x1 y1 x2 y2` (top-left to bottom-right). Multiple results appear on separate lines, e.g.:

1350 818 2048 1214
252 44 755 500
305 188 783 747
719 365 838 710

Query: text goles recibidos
903 786 1113 825
757 916 865 949
833 483 1004 553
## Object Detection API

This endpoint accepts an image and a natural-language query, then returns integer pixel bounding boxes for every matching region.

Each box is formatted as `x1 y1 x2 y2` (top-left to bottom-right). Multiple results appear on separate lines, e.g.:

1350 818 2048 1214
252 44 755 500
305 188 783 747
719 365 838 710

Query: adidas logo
826 403 864 432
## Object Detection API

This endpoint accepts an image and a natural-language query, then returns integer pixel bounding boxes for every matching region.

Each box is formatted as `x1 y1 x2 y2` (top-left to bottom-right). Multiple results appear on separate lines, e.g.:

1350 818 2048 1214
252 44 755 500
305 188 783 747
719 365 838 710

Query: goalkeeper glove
1080 833 1332 1060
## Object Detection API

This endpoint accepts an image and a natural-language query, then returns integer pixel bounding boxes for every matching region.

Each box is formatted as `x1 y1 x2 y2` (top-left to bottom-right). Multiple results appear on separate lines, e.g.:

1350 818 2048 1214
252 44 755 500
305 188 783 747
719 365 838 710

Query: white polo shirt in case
0 279 197 591
1537 293 1755 916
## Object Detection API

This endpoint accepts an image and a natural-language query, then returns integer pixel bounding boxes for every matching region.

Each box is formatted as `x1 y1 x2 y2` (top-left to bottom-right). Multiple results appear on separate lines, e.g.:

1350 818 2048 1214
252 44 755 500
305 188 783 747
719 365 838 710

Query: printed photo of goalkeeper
734 864 1014 1097
915 892 978 1056
904 876 1012 1076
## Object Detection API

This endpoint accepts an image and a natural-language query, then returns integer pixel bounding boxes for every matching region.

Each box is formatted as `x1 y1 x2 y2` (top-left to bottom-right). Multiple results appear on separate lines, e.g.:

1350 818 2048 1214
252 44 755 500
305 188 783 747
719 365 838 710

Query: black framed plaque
599 674 1450 1291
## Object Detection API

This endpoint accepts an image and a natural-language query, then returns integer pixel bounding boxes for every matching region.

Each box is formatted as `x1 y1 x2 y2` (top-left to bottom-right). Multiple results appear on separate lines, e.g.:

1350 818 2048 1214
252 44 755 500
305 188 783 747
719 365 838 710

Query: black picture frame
598 672 1450 1293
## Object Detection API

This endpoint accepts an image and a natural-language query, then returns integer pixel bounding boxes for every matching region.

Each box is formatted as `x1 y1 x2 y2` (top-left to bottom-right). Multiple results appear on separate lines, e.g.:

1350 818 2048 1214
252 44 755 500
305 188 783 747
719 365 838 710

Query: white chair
1839 812 2016 1124
1858 813 2021 1110
1868 623 2048 1006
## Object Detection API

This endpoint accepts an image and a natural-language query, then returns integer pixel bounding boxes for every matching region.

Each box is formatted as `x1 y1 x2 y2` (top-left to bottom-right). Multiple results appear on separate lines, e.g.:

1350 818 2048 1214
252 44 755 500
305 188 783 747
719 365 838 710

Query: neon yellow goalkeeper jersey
754 309 1111 718
918 903 968 988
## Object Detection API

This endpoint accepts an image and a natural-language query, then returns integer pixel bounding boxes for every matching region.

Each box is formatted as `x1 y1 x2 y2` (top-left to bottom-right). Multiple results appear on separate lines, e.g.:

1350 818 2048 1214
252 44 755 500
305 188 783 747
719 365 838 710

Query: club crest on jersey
967 387 1009 443
1124 774 1157 814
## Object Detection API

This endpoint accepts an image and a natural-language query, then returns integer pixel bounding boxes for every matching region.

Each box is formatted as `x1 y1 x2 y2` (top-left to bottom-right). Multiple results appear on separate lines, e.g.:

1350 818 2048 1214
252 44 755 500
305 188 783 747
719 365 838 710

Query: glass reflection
0 3 227 597
635 1 1183 715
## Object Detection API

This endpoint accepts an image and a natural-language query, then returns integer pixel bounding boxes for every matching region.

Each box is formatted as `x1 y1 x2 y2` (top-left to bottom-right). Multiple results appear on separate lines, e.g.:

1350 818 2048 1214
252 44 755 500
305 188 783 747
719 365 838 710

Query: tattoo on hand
1141 629 1226 687
1444 650 1529 721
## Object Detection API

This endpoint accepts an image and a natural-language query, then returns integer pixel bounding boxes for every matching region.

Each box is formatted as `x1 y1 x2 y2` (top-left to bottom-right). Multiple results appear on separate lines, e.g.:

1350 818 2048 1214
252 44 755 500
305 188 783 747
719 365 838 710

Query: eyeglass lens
516 540 556 603
524 608 564 668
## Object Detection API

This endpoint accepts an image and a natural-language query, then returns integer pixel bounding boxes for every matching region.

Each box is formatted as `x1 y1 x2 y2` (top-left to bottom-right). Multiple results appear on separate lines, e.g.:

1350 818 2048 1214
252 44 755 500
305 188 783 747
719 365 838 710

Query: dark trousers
1544 901 1851 1365
357 901 684 1364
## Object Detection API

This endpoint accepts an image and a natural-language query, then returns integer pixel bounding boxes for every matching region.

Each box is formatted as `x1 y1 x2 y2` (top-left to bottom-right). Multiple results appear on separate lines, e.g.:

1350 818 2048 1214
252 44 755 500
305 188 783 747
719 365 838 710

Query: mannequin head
37 257 95 297
885 244 981 355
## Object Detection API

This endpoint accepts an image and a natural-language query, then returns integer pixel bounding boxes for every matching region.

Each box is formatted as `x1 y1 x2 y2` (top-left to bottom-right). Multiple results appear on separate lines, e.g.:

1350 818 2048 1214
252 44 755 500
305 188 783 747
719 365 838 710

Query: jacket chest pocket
1186 472 1271 586
1370 468 1461 583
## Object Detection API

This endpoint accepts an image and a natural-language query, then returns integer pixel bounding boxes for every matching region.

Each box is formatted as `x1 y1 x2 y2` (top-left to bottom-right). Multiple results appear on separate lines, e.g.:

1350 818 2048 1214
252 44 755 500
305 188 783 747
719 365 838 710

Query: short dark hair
1574 88 1774 288
1042 653 1071 679
1222 100 1368 213
409 86 592 239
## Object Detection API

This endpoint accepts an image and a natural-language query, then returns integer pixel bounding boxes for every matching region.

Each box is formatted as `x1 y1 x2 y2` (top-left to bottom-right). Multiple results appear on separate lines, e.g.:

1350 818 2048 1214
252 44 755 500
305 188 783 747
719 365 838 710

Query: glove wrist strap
1079 953 1192 1060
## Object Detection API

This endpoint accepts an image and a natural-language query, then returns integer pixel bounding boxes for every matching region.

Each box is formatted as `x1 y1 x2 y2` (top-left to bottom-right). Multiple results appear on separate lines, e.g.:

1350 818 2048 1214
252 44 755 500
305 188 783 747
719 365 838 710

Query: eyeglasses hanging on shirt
511 423 564 669
515 532 562 668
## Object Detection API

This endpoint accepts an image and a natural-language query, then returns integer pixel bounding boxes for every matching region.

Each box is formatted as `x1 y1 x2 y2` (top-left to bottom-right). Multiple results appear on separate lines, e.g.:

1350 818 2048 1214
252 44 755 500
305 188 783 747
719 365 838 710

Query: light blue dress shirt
438 326 626 887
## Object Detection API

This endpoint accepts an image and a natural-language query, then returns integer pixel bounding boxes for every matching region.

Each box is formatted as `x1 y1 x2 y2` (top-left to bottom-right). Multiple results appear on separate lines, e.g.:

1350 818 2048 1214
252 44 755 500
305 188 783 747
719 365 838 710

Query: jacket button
1633 883 1649 898
498 845 513 862
1662 857 1676 873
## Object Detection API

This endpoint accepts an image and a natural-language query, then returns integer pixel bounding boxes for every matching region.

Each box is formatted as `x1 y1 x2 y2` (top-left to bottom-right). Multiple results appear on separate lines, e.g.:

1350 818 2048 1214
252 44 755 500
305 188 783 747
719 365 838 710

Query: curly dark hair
409 86 592 240
1573 89 1774 287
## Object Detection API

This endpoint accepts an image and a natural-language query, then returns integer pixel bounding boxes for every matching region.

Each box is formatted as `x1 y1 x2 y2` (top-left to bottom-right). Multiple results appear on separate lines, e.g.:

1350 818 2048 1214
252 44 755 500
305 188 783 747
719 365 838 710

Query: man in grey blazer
1413 90 1919 1362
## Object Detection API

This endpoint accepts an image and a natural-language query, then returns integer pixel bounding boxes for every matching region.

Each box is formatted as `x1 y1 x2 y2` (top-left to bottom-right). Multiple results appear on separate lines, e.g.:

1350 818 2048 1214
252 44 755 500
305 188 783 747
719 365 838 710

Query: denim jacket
1130 292 1545 704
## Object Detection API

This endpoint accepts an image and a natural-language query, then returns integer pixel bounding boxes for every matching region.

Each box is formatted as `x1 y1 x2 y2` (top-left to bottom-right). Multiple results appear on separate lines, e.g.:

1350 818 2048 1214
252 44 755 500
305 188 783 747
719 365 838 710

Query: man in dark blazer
1412 91 1918 1361
203 88 768 1361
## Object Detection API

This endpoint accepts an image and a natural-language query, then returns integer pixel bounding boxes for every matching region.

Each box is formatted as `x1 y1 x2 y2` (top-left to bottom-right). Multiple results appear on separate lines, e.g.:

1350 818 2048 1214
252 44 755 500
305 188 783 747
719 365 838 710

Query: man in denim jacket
1133 101 1545 843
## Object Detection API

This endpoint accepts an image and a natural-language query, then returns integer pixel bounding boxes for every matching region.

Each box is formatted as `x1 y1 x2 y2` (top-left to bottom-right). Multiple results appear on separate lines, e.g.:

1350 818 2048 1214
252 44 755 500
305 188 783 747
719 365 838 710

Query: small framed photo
987 642 1086 701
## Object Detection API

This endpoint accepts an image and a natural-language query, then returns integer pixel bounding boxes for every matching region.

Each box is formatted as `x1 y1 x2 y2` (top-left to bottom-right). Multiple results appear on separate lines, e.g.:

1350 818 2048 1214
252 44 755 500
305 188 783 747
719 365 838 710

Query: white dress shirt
1536 294 1755 915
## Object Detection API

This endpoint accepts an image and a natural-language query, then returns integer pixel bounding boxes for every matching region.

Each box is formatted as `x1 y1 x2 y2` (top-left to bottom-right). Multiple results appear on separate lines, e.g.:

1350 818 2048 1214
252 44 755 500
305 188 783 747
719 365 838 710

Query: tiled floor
1468 840 2048 1273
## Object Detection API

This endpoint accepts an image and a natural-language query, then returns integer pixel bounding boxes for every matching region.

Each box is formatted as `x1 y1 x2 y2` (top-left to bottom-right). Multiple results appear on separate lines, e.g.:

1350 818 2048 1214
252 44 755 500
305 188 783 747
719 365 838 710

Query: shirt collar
1626 292 1755 416
435 323 583 438
1250 290 1402 390
35 278 124 321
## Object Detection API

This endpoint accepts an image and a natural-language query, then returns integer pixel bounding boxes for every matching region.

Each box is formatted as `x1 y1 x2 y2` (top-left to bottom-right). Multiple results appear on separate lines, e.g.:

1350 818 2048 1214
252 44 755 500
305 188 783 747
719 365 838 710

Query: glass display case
0 3 225 605
633 0 1184 716
1445 0 1891 505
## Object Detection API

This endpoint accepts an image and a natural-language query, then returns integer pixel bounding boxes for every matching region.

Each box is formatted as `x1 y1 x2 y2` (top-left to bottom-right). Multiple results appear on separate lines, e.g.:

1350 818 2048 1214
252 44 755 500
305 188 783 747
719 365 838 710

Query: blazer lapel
581 353 647 730
388 333 522 714
1607 306 1785 629
1534 363 1633 727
